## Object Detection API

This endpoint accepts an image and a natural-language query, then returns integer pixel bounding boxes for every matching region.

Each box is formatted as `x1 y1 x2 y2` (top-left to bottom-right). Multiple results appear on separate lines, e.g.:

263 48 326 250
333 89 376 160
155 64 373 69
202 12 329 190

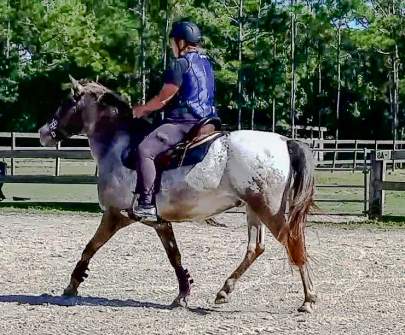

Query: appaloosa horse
39 77 317 312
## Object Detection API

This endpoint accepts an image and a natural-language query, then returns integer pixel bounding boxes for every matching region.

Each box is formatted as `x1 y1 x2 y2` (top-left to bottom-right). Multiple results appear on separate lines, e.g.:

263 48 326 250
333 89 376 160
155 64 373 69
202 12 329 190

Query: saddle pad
160 131 227 171
121 131 227 171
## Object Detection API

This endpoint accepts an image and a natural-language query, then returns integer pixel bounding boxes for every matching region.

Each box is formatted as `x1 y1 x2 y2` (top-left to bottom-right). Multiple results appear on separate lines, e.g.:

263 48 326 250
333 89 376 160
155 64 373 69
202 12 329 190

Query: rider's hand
132 105 147 118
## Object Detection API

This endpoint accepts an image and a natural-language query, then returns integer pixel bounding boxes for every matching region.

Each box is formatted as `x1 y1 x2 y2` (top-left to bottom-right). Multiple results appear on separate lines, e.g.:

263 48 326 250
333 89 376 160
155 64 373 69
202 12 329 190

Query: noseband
48 117 68 141
47 102 82 141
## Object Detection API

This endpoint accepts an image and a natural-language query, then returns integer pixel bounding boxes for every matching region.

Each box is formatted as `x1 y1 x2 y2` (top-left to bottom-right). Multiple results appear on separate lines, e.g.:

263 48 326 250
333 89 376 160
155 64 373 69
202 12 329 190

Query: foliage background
0 0 404 139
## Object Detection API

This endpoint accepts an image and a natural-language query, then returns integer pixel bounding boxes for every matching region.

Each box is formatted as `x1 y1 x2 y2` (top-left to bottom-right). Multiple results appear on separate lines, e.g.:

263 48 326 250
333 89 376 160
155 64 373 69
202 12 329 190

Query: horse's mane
78 80 110 95
78 80 133 117
77 80 153 140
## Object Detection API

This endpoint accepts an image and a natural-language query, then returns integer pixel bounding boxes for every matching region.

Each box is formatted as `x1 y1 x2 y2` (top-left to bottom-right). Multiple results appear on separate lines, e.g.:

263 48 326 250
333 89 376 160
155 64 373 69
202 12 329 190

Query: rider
130 20 217 221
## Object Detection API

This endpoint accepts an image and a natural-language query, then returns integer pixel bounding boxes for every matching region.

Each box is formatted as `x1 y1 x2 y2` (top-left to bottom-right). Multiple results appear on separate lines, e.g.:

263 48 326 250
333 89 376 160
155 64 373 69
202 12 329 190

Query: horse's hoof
171 295 188 308
298 302 313 313
62 286 78 297
214 291 229 304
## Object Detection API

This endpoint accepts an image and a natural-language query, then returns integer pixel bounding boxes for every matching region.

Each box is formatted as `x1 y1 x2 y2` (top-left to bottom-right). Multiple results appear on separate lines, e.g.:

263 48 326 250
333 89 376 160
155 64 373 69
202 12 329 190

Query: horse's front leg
63 208 132 296
154 221 193 307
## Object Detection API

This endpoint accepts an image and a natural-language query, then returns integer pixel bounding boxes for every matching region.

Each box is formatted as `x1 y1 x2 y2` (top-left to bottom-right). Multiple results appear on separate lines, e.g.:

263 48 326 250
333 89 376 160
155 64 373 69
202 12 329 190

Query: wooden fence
301 138 405 171
369 150 405 218
1 132 405 217
0 132 93 183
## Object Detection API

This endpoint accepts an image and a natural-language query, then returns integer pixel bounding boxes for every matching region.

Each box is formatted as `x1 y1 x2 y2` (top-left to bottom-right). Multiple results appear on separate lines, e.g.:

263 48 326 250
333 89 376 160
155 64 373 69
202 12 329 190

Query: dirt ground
0 211 403 335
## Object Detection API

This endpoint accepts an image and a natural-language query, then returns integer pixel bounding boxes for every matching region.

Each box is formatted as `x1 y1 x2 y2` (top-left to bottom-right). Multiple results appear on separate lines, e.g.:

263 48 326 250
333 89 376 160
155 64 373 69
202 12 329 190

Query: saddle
122 117 226 171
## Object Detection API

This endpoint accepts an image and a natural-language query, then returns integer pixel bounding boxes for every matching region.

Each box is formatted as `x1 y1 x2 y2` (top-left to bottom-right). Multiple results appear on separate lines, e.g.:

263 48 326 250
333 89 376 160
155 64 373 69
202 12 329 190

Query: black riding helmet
169 20 202 44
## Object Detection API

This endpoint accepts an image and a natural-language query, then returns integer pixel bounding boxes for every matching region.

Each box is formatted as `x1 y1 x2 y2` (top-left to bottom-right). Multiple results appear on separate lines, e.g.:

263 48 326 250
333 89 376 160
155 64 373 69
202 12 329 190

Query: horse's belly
157 137 237 221
157 186 238 221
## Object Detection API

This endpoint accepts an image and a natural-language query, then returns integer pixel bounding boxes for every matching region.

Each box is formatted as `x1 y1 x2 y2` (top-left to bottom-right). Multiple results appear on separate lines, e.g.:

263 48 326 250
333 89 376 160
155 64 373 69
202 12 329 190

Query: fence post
0 161 6 200
11 132 16 176
363 148 368 215
318 137 324 161
392 139 396 172
55 142 61 176
369 151 385 219
332 140 338 172
353 140 358 172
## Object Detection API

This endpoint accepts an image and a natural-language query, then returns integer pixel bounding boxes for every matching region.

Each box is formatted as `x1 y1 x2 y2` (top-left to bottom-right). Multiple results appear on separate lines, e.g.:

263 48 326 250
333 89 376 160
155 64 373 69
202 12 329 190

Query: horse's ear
69 74 84 94
97 92 132 116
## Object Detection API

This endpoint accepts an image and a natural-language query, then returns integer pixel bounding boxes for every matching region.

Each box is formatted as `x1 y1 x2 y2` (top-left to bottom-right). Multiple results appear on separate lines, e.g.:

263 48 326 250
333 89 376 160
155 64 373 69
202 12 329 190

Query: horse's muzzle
39 124 57 147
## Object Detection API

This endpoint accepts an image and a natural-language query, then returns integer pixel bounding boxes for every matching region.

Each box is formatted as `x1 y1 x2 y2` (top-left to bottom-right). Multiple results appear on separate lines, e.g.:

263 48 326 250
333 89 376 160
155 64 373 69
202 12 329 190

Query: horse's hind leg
288 236 317 313
255 199 317 313
63 208 132 296
215 206 265 304
154 222 193 307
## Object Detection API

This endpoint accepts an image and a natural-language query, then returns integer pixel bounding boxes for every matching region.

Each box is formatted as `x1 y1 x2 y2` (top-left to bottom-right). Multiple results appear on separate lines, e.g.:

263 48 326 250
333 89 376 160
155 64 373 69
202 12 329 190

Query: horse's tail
286 140 316 267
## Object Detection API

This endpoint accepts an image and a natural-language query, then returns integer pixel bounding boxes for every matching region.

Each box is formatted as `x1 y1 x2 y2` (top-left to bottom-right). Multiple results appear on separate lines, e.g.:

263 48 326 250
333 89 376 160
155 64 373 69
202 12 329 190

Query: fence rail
2 132 405 217
0 175 97 184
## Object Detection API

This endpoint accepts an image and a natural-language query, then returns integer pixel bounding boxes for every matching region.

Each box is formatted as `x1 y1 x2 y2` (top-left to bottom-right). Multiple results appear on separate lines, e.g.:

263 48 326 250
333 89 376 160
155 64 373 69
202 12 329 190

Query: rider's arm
137 83 179 117
133 58 187 118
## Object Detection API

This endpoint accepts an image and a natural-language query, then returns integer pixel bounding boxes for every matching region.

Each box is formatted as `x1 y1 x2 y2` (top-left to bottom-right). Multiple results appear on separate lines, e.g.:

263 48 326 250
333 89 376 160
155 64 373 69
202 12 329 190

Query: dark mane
76 81 153 153
79 80 132 117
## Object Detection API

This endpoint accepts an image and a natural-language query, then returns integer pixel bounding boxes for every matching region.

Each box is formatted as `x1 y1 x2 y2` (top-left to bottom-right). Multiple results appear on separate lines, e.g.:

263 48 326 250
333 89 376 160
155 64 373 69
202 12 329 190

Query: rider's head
169 20 201 58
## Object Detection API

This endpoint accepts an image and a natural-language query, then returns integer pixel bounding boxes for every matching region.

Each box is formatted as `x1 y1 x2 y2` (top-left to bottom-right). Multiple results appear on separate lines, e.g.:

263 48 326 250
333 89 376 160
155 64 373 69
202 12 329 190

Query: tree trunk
162 0 170 71
290 0 296 138
140 0 146 104
237 0 243 130
250 0 262 130
318 53 322 139
272 38 277 132
393 44 399 144
161 0 170 120
272 98 276 132
388 68 394 135
6 0 10 59
335 23 341 140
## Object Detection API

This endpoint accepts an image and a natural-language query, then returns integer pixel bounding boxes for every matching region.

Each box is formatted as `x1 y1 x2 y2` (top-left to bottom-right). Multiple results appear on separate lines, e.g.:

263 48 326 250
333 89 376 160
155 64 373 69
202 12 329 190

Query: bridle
47 96 82 141
47 115 72 141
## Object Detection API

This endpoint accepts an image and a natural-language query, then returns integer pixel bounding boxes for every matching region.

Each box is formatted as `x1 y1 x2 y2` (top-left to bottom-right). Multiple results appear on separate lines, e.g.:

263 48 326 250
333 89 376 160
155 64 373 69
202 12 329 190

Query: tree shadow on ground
380 215 405 224
0 202 101 213
0 294 215 315
365 215 405 227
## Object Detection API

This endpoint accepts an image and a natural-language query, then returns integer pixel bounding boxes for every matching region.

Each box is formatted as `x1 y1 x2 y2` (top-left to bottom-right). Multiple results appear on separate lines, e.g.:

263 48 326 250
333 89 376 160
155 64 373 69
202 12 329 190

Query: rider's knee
137 141 154 160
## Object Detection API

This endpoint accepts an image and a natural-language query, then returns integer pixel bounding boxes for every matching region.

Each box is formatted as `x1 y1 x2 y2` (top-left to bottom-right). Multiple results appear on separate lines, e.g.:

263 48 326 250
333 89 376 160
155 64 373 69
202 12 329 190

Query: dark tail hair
286 140 316 266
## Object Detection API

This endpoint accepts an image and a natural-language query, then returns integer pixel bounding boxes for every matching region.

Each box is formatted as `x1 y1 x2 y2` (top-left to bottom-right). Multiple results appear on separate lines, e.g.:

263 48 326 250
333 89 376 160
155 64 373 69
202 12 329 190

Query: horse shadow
0 294 214 315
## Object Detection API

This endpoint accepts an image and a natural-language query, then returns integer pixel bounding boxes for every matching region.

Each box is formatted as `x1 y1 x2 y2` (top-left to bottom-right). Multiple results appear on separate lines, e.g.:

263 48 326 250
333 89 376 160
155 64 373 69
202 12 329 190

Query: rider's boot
125 192 158 222
132 201 157 222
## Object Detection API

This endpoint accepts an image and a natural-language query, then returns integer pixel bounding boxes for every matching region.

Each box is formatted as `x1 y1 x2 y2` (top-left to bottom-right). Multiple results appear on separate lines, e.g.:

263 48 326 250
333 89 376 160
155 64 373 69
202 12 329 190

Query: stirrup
124 205 158 223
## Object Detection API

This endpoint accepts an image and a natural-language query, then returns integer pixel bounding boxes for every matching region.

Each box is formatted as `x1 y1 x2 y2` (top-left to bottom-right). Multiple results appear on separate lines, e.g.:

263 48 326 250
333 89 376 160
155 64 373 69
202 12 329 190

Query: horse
39 77 317 312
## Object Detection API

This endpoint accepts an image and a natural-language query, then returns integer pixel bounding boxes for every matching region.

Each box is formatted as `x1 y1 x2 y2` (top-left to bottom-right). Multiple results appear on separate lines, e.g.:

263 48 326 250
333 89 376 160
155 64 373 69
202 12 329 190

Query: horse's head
39 76 131 146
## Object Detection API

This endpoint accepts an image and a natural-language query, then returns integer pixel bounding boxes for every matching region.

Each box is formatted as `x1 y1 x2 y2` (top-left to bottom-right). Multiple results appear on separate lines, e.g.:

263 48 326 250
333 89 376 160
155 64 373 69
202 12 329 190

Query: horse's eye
73 93 83 102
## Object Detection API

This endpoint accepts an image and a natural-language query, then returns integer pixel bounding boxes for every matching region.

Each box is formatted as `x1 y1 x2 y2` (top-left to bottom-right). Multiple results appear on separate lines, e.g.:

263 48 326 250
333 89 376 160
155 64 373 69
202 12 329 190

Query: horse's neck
87 117 150 167
87 123 130 165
